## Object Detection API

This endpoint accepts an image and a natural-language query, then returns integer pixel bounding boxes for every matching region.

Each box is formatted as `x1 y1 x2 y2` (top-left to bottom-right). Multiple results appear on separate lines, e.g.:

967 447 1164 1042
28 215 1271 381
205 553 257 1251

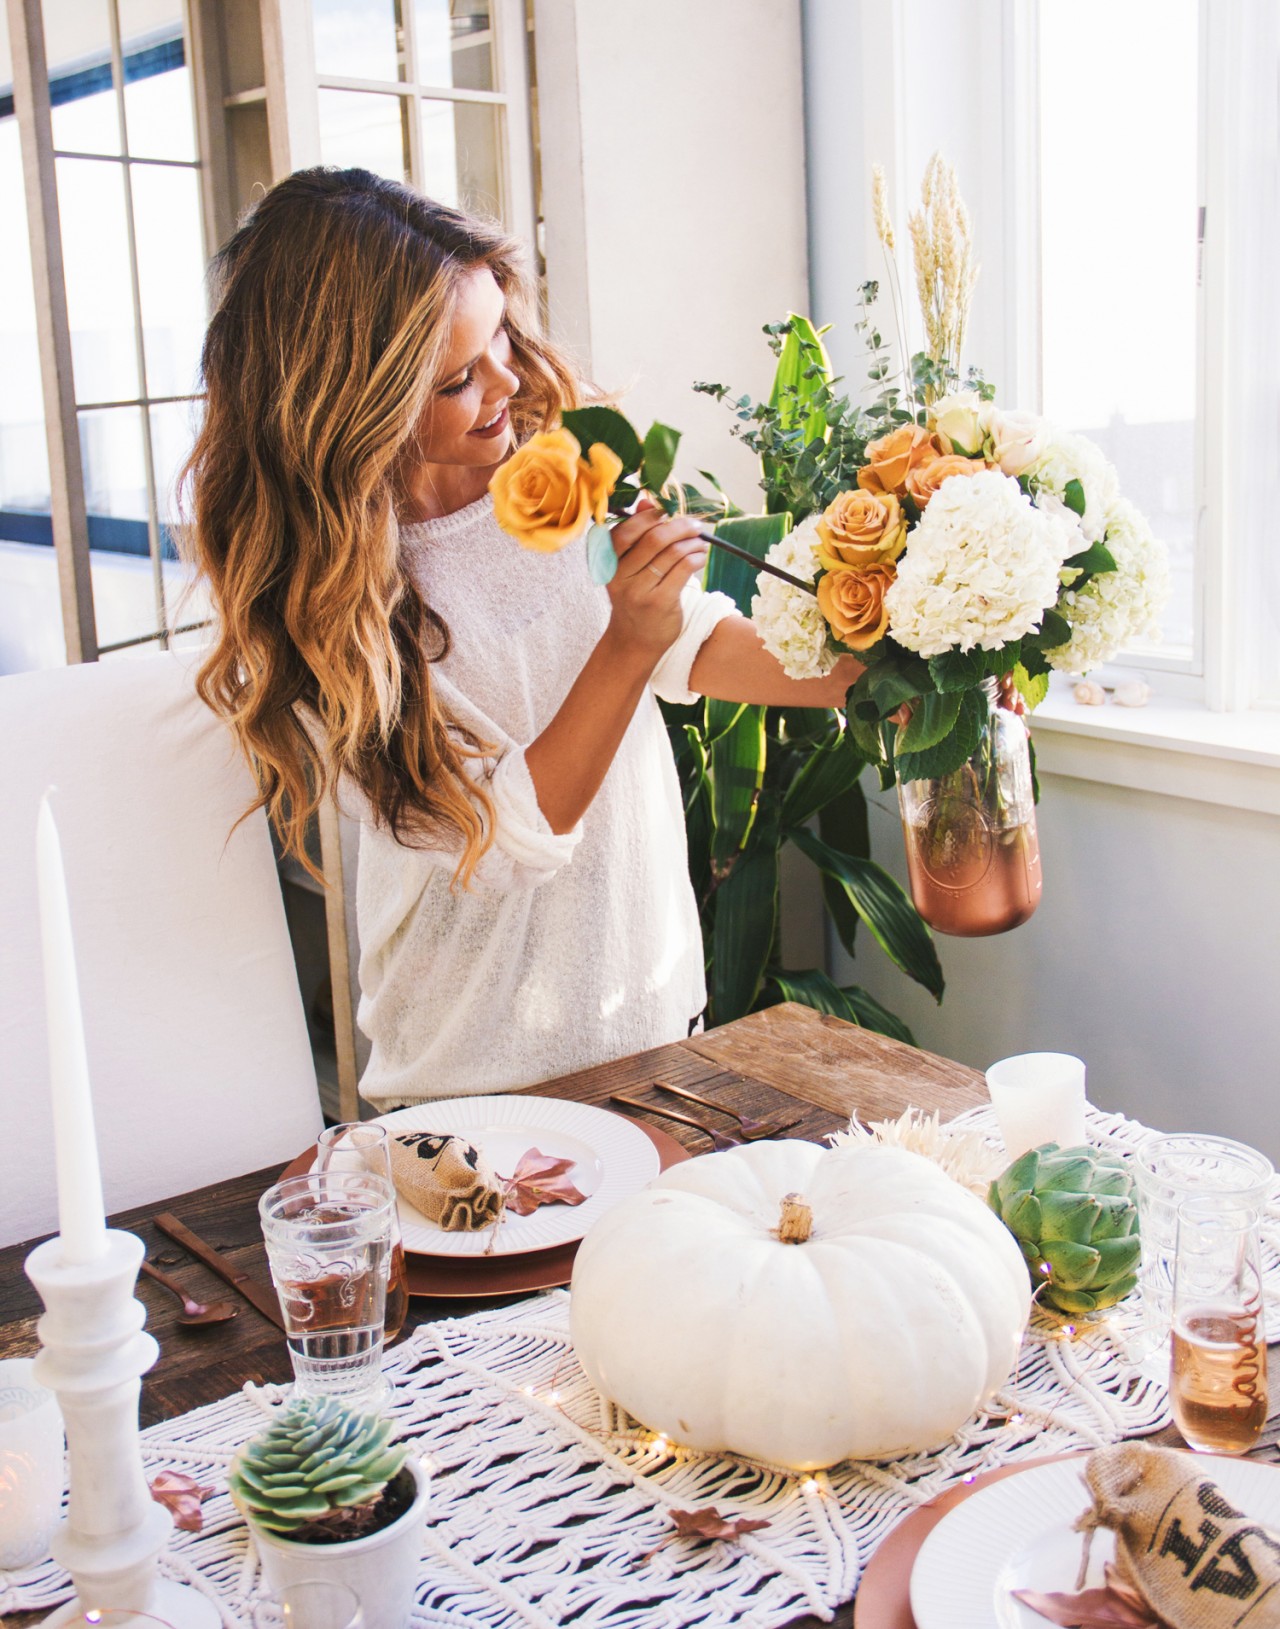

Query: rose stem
695 526 818 596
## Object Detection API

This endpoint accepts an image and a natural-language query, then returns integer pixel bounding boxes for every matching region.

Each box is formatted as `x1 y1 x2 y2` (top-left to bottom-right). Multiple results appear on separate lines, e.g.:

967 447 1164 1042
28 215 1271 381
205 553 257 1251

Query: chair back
0 651 322 1248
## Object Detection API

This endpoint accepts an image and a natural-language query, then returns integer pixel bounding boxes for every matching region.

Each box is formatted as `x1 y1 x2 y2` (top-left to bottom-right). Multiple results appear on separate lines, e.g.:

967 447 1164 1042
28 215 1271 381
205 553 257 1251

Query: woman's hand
604 498 708 665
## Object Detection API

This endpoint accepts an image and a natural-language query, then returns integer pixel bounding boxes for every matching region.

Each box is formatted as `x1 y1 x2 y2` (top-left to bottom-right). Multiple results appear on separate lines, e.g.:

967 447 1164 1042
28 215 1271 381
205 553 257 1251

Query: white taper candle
36 791 107 1264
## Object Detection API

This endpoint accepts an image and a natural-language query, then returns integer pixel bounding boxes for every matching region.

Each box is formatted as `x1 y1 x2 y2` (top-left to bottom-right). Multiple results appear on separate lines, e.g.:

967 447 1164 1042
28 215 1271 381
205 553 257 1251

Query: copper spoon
653 1079 800 1140
140 1259 238 1327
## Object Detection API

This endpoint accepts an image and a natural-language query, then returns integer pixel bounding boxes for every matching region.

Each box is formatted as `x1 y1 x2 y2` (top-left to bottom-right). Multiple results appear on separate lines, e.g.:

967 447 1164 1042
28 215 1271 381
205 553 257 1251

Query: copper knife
153 1211 286 1330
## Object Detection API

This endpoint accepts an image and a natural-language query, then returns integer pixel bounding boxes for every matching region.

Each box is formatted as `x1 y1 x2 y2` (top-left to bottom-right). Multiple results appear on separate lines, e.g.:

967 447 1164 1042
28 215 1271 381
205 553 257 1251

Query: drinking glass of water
316 1123 408 1344
1170 1195 1268 1455
259 1171 396 1409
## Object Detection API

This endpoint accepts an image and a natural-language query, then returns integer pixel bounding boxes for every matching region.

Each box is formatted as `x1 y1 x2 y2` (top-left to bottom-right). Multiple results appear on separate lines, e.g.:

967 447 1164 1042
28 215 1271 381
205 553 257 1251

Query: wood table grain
6 1003 1256 1629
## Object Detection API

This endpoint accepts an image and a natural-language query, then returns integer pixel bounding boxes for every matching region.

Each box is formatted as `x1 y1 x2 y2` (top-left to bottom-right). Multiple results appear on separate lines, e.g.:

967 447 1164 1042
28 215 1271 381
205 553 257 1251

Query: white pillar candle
985 1051 1088 1159
36 793 107 1265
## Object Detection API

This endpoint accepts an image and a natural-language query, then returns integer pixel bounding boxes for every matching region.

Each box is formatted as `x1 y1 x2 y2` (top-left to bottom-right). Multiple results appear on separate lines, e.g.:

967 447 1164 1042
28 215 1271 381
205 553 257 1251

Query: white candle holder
25 1229 220 1629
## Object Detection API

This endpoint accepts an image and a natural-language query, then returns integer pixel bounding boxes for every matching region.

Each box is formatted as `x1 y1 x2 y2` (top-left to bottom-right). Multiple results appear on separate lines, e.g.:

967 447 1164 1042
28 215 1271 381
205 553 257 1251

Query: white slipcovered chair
0 650 323 1249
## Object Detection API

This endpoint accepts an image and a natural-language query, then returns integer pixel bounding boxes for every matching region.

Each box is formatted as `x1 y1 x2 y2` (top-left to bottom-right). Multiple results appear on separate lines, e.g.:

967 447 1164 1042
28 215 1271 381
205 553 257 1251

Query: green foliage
228 1398 406 1539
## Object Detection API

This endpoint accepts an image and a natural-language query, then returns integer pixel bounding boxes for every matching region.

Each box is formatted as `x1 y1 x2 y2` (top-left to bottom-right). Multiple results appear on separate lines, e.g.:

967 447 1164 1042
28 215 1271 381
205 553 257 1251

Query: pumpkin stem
776 1192 813 1244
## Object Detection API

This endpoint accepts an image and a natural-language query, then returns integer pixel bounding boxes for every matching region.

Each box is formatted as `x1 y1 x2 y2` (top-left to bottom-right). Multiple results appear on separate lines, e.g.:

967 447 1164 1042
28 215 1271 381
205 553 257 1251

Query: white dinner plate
375 1095 661 1258
909 1453 1280 1629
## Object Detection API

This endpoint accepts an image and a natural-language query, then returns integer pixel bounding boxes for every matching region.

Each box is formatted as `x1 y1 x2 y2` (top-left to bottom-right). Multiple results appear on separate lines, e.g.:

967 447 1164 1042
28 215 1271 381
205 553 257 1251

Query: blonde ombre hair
182 168 580 885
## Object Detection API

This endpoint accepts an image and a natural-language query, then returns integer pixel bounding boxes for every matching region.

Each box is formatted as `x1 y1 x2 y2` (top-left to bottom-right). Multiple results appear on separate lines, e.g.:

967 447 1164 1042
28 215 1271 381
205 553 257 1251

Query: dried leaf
669 1506 771 1543
1013 1568 1167 1629
150 1470 213 1533
499 1148 588 1216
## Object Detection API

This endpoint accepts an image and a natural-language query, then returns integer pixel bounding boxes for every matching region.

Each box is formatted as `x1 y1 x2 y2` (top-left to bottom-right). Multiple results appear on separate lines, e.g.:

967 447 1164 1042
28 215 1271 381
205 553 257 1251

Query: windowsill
1029 675 1280 816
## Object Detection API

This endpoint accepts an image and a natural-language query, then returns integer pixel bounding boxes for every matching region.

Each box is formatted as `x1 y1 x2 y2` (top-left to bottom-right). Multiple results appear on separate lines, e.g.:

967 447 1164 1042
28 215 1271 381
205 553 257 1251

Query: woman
185 168 856 1105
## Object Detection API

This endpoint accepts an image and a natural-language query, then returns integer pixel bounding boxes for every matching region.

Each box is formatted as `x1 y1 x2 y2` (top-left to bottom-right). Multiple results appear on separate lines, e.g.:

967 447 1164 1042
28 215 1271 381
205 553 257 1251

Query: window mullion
6 0 99 663
493 0 535 254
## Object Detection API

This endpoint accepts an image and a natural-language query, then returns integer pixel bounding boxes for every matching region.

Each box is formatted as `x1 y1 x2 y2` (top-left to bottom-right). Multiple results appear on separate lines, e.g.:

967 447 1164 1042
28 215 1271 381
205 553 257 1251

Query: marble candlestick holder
24 1229 220 1629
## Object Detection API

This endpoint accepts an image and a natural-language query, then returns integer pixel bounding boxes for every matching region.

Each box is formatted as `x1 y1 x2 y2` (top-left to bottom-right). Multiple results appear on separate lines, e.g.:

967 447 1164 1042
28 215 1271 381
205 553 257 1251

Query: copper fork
653 1079 800 1140
609 1094 742 1151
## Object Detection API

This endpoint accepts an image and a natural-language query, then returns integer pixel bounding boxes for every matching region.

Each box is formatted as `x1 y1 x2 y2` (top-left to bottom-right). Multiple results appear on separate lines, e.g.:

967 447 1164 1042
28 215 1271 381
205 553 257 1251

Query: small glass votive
0 1357 65 1569
985 1052 1087 1160
259 1171 396 1410
279 1579 365 1629
1136 1132 1273 1345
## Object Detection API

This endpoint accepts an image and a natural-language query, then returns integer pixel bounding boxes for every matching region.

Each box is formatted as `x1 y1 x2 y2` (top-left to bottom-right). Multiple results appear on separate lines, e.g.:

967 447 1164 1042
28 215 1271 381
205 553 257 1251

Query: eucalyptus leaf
560 405 643 477
585 522 617 586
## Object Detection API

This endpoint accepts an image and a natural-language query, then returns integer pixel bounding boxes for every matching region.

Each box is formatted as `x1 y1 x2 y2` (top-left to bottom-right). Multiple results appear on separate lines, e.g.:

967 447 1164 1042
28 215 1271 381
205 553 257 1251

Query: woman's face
403 266 520 513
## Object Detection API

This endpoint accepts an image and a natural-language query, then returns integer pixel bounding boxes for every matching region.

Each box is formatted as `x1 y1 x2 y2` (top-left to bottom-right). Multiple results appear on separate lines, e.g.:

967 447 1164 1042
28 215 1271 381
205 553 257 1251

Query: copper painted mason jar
897 679 1042 936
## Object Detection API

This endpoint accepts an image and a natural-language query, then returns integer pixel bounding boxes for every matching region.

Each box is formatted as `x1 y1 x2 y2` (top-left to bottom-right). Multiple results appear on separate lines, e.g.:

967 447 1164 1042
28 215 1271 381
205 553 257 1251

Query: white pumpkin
570 1140 1030 1469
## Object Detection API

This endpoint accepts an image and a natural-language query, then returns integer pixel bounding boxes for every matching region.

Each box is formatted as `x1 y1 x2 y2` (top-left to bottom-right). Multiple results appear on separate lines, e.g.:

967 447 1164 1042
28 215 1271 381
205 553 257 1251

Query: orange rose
490 428 623 553
905 453 986 510
817 561 896 650
856 425 941 496
815 489 907 570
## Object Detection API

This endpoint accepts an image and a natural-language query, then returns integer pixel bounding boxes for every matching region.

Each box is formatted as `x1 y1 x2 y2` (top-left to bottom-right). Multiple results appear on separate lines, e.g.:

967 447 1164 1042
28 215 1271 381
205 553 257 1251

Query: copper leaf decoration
639 1505 771 1564
500 1148 588 1216
150 1470 213 1533
1014 1565 1168 1629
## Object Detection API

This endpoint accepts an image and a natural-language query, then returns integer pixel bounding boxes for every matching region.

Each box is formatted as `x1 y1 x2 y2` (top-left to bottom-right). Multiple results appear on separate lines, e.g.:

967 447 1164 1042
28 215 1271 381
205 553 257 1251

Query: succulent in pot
229 1398 427 1629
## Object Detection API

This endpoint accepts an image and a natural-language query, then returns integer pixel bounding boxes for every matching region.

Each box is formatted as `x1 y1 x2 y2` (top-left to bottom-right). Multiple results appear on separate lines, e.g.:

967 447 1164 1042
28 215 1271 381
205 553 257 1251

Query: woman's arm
688 612 862 708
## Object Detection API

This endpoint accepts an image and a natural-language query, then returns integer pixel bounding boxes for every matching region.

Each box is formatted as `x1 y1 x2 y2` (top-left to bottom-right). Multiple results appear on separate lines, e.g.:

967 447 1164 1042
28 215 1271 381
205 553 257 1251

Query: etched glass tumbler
259 1171 395 1409
316 1123 408 1343
1135 1133 1273 1347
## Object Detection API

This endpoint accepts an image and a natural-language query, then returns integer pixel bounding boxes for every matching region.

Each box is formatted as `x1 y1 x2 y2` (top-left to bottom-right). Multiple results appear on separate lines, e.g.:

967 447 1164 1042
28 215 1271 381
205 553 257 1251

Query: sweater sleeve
649 579 739 705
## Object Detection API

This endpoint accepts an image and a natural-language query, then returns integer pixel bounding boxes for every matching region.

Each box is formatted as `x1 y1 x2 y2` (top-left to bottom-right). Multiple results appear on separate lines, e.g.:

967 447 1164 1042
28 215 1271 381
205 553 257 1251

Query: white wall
836 770 1280 1164
533 0 810 505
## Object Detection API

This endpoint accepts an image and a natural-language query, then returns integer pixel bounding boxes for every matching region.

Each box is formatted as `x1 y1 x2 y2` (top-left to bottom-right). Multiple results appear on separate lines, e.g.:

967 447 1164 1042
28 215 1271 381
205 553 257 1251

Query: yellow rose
816 489 907 570
816 561 896 650
856 425 941 496
490 428 623 553
905 452 987 510
929 392 987 457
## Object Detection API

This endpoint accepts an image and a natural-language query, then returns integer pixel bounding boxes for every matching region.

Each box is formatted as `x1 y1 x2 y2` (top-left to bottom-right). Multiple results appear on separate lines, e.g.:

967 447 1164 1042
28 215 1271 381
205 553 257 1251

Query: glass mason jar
897 679 1042 936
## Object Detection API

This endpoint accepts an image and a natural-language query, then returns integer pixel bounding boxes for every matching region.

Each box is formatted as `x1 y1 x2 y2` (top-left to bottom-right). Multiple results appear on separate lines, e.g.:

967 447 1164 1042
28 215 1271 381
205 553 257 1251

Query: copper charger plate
852 1451 1086 1629
280 1113 689 1300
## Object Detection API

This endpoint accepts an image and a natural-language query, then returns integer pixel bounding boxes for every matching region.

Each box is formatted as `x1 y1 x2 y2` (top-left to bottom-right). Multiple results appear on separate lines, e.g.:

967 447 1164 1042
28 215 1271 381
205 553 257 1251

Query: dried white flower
829 1106 998 1196
885 469 1072 657
749 516 839 680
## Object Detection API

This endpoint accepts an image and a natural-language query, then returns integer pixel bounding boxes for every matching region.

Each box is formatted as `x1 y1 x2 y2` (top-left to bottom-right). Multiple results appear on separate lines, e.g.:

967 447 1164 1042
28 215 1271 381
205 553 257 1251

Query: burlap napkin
387 1131 504 1231
1078 1442 1280 1628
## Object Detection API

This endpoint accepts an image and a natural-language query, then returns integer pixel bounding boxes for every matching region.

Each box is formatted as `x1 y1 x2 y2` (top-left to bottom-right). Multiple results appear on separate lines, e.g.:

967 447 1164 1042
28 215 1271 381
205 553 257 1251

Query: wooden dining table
1 1003 1274 1629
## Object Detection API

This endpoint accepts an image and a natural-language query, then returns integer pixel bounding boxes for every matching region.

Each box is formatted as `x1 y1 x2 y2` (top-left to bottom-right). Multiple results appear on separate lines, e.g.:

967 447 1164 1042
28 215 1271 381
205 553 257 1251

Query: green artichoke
987 1143 1141 1317
229 1397 406 1537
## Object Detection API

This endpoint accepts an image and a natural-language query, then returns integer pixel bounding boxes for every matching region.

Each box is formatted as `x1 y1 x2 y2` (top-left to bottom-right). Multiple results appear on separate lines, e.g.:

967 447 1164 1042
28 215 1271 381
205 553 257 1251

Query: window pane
118 0 195 163
1039 0 1198 655
46 0 120 155
318 88 410 180
0 115 52 545
414 0 492 91
132 162 206 396
57 156 140 402
150 398 199 547
312 0 404 83
420 97 500 214
80 405 162 648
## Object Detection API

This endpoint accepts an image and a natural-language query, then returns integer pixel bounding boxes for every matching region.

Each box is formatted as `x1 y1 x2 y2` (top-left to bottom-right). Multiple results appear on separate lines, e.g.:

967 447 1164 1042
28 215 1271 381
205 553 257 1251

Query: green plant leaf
928 648 986 693
781 727 865 829
894 686 988 783
816 777 870 957
1036 607 1072 650
790 827 944 999
706 511 792 615
560 405 643 477
765 967 915 1045
896 690 962 754
838 983 916 1045
710 703 766 866
768 314 833 447
1013 661 1050 711
710 844 778 1023
1061 539 1117 587
1062 477 1087 518
640 421 681 493
703 698 748 745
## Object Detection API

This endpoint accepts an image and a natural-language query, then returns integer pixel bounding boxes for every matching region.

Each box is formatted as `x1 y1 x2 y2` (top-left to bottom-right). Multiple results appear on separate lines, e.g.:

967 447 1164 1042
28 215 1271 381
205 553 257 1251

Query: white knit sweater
354 494 737 1105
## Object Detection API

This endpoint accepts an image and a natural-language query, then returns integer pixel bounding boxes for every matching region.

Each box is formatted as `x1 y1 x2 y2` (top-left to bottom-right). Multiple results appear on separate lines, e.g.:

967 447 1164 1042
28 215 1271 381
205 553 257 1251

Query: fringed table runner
5 1106 1277 1628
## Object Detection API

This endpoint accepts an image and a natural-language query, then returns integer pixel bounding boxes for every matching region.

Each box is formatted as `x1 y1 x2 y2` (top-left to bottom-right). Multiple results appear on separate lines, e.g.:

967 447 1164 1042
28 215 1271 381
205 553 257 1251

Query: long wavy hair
182 168 580 885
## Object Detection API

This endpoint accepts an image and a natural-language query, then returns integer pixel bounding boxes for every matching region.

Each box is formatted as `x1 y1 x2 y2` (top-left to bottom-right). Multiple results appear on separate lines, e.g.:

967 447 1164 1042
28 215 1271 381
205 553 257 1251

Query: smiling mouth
472 404 510 436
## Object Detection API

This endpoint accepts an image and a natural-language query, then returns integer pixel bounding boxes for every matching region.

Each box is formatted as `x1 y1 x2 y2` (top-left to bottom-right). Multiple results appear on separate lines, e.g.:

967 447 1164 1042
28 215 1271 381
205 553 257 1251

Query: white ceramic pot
251 1458 428 1629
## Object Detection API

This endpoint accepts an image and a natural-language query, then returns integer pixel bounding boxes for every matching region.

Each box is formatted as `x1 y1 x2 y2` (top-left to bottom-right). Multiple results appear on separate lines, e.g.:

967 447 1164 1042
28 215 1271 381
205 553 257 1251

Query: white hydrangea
1029 428 1121 545
749 515 838 679
1047 497 1171 674
885 468 1072 658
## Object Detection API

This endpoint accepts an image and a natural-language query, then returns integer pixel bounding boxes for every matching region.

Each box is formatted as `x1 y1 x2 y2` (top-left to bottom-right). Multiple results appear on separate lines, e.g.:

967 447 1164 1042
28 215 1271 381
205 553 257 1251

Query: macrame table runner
6 1106 1278 1629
